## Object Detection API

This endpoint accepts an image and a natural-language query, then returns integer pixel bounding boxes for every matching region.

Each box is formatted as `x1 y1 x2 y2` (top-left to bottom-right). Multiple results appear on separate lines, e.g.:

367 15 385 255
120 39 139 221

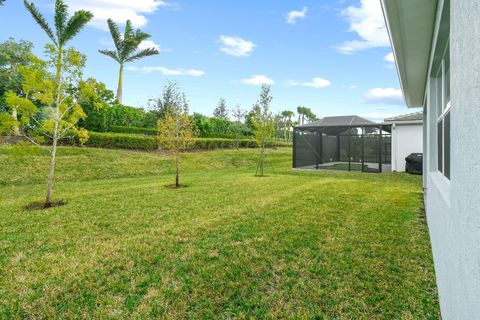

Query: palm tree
297 106 306 125
99 19 159 104
24 0 92 206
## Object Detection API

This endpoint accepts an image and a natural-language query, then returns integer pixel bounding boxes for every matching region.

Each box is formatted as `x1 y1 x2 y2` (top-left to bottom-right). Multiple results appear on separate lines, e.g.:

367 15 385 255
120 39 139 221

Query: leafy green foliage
193 113 251 138
74 78 114 131
297 106 317 125
104 104 146 128
157 111 196 153
61 132 290 152
147 81 188 122
0 38 34 97
109 126 157 135
213 97 229 120
82 132 158 151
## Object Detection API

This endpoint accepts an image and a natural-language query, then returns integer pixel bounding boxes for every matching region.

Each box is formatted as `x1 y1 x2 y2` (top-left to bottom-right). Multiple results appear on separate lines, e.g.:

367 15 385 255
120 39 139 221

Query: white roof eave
381 0 438 108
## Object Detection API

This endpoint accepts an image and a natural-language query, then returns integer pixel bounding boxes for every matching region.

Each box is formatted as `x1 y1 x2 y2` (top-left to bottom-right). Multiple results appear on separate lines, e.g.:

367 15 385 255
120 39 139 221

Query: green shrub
63 132 291 151
109 126 157 136
83 132 159 151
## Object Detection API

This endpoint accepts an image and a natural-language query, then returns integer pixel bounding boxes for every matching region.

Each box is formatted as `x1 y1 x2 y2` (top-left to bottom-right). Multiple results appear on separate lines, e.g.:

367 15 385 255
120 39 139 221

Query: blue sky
0 0 421 121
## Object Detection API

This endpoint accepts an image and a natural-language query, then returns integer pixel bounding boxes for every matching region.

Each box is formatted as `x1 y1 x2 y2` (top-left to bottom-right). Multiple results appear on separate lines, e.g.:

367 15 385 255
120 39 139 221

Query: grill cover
405 153 423 175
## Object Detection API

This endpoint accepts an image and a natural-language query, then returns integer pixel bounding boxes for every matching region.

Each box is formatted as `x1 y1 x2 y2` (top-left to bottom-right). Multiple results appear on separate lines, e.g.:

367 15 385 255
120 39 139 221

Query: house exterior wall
424 0 480 318
391 124 423 172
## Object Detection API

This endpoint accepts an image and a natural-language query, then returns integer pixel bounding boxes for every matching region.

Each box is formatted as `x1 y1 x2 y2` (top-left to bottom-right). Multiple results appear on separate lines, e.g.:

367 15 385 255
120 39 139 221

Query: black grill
405 153 423 175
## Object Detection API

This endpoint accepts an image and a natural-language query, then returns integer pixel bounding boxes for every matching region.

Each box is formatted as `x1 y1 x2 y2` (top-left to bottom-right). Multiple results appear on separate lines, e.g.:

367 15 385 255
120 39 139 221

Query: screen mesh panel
293 125 391 173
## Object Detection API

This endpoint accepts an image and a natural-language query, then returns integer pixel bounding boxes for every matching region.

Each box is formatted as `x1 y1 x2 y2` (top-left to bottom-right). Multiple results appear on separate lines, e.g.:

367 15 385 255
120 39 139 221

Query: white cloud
66 0 169 29
348 85 357 89
100 38 167 53
286 7 308 24
303 77 331 88
384 52 395 63
219 36 256 57
364 88 404 105
337 0 390 54
241 75 274 86
138 40 166 52
128 66 205 77
384 52 395 69
285 80 299 87
285 77 331 88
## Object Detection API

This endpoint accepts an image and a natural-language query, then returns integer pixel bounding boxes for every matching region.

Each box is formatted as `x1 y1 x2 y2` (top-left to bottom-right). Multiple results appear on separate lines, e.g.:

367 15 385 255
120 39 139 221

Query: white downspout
392 123 396 171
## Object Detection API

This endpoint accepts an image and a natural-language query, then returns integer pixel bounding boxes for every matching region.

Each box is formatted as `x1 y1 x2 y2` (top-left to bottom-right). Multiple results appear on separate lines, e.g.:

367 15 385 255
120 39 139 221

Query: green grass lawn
0 145 439 319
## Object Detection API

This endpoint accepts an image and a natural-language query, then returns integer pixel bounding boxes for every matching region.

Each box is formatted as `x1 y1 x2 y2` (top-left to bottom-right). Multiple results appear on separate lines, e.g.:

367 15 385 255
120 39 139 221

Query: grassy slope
0 146 439 319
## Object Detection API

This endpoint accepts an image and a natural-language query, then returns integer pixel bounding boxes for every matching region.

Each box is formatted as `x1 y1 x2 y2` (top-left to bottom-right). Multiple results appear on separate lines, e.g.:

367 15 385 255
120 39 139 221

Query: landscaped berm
0 145 439 319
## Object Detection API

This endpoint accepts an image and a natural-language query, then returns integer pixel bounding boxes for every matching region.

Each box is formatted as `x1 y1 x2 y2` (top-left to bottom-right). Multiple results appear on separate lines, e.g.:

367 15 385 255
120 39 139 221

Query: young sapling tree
22 0 92 206
232 103 246 150
157 84 196 188
252 84 275 177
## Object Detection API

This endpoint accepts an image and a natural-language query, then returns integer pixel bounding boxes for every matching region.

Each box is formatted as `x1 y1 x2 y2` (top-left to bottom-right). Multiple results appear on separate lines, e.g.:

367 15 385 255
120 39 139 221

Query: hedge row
109 126 158 136
66 132 291 151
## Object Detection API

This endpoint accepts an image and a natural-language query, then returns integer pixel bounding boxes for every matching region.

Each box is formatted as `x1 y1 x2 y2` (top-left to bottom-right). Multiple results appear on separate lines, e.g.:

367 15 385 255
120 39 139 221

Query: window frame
436 41 451 179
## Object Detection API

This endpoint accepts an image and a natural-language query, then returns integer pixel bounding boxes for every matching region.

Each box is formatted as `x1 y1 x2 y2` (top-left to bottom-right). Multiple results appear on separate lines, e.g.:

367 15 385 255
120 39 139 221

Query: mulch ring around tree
25 200 67 211
164 184 188 189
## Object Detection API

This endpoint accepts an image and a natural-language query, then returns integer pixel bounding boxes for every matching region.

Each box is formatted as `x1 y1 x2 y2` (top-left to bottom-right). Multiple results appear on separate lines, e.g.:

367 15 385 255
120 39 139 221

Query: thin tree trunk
260 144 265 177
11 107 20 136
175 151 179 187
117 64 123 104
45 46 63 206
45 124 58 205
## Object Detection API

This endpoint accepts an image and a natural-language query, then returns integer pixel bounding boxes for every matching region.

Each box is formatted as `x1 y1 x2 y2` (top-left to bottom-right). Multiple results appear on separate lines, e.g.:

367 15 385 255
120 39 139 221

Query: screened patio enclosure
293 115 392 173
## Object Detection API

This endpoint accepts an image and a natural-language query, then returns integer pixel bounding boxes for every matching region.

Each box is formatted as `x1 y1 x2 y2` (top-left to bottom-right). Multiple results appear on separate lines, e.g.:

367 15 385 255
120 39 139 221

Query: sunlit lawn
0 145 439 319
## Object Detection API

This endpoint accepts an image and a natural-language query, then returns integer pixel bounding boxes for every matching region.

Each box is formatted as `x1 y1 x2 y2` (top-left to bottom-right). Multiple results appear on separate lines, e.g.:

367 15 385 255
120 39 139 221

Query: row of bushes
108 126 248 139
64 132 291 151
109 126 158 136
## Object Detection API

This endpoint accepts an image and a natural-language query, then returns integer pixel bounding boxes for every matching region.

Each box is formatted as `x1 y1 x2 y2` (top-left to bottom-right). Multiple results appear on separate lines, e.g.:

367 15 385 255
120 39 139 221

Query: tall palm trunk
117 64 123 104
45 46 63 206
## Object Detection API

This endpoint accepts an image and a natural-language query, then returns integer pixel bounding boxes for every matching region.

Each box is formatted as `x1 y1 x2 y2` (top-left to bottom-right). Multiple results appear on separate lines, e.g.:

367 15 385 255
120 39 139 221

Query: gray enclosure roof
296 115 378 129
296 115 391 136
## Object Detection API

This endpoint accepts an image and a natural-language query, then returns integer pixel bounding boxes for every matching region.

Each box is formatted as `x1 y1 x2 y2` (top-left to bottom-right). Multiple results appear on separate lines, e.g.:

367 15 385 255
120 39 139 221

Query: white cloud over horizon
66 0 169 29
128 66 205 77
241 75 274 86
286 7 308 24
303 77 331 88
286 77 331 88
219 36 256 57
137 40 167 52
364 87 404 105
337 0 390 54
